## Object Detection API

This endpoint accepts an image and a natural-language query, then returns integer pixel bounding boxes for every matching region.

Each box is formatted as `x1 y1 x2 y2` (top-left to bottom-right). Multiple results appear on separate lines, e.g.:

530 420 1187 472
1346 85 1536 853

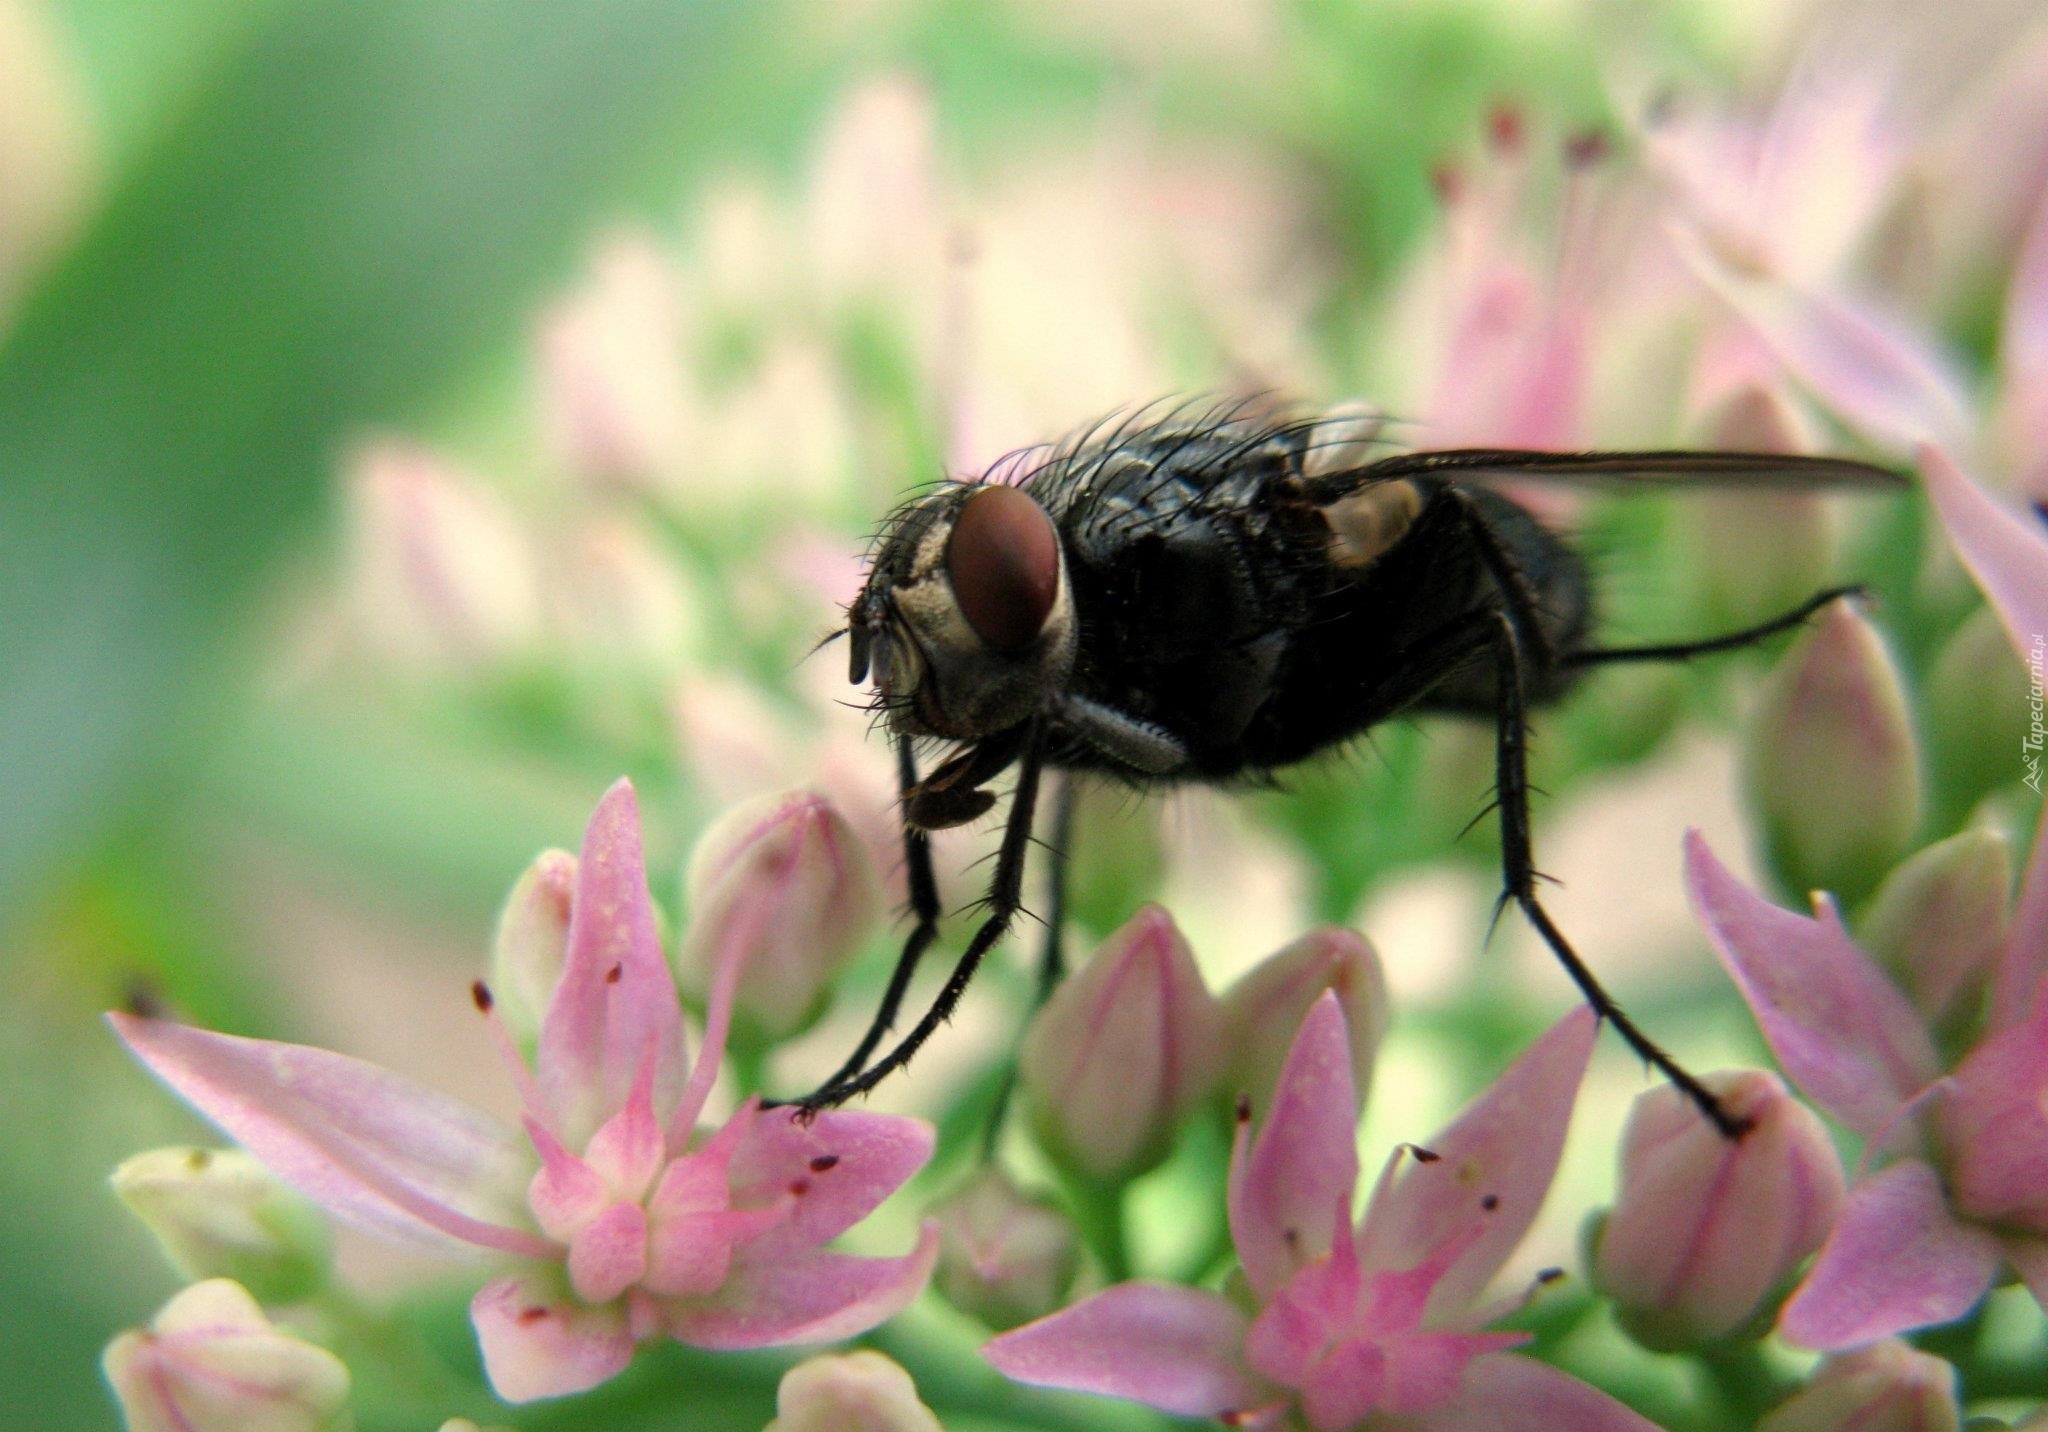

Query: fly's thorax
854 484 1076 741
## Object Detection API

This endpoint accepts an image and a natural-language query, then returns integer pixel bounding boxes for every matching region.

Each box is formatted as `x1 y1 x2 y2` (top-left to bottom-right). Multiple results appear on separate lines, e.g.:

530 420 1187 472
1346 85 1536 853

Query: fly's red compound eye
945 485 1059 653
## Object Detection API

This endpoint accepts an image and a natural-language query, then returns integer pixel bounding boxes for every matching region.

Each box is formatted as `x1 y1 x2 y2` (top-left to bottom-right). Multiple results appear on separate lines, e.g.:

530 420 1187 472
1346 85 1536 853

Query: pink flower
111 780 937 1402
987 995 1658 1430
1686 818 2048 1348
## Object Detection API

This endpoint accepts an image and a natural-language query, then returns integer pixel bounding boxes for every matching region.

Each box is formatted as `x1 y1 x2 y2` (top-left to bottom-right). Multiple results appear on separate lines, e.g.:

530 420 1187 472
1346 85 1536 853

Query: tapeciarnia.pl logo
2027 632 2044 795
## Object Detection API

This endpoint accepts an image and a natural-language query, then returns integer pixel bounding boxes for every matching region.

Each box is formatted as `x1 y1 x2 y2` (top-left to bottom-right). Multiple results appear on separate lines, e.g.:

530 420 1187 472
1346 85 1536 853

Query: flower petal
1404 1351 1664 1432
1934 990 2048 1229
110 1013 545 1258
1779 1159 2002 1350
1677 232 1974 452
1918 445 2048 690
538 779 688 1145
670 1223 939 1350
471 1275 635 1403
728 1108 934 1260
1684 832 1940 1137
567 1199 649 1305
983 1283 1264 1419
1356 1007 1596 1321
1229 992 1362 1302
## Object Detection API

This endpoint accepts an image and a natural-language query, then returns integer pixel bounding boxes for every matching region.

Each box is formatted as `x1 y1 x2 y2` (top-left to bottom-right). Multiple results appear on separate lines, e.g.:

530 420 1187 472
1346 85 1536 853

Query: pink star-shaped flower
112 779 936 1401
987 994 1659 1430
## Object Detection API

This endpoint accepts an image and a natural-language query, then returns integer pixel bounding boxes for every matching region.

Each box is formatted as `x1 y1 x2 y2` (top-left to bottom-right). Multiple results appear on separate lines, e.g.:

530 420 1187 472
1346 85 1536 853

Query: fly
785 400 1902 1136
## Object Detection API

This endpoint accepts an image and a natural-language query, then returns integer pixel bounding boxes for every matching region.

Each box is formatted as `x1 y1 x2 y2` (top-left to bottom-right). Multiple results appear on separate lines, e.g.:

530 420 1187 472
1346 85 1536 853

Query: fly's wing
1335 448 1906 494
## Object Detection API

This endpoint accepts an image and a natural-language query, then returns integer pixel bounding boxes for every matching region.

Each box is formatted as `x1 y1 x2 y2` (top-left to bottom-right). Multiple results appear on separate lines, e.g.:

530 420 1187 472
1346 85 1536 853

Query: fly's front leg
794 722 1048 1115
1482 609 1748 1139
781 733 944 1102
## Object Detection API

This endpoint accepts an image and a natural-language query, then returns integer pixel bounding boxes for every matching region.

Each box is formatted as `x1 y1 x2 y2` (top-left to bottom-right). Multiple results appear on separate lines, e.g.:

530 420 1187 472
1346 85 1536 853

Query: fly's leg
1565 586 1866 667
792 722 1047 1115
981 770 1077 1158
1437 488 1747 1138
1482 607 1749 1138
787 733 944 1098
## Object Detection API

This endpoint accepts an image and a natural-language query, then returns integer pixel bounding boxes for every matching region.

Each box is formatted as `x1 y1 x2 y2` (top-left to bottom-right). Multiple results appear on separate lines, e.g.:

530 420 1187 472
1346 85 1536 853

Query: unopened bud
556 518 703 677
1756 1342 1960 1432
1860 829 2011 1030
1689 385 1837 630
1744 601 1922 902
1595 1071 1844 1351
1221 927 1387 1112
103 1280 350 1432
765 1351 941 1432
1019 906 1226 1183
345 442 541 669
490 849 577 1045
680 792 880 1039
930 1168 1082 1330
537 229 695 493
1925 606 2031 821
113 1148 331 1305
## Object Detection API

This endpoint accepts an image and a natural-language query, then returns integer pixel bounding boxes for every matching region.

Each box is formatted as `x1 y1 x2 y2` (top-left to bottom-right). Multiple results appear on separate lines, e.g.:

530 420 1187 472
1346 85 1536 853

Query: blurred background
2 0 2040 1426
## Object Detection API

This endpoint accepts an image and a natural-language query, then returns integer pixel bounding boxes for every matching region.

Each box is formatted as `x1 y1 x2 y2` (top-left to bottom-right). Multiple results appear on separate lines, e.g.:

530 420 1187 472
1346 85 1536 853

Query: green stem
1694 1341 1795 1427
1068 1182 1133 1284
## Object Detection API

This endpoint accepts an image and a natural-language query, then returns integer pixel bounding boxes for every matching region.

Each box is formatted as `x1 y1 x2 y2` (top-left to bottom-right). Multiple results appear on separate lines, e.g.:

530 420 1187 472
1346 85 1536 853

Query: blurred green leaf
0 0 804 936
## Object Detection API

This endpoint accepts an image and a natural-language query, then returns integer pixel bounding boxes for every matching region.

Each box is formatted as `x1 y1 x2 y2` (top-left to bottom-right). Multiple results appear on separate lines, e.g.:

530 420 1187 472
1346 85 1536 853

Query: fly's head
848 483 1076 742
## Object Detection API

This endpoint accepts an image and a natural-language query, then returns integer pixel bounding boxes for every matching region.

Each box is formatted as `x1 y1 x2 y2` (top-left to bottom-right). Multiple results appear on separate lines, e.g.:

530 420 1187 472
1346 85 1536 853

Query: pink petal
539 780 688 1145
2001 186 2048 461
669 1223 939 1350
567 1199 650 1304
1939 990 2048 1228
582 1043 666 1201
1679 234 1974 452
983 1283 1264 1419
1405 1351 1665 1432
1356 1007 1596 1321
1229 993 1363 1302
110 1013 547 1258
1683 832 1940 1137
728 1108 935 1260
1919 446 2048 686
1779 1159 2002 1350
1297 1338 1388 1432
471 1275 635 1403
524 1116 611 1243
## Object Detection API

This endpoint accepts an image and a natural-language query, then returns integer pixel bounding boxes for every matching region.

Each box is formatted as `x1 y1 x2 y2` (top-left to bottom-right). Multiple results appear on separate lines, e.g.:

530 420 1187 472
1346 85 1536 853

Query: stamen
471 979 554 1133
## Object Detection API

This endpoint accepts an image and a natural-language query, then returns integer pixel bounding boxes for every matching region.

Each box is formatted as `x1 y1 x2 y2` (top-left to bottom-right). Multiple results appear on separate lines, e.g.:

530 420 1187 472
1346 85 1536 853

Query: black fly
787 401 1901 1136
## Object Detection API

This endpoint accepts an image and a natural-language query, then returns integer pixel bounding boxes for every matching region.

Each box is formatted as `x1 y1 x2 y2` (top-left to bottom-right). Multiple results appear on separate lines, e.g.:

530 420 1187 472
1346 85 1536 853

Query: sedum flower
1686 818 2048 1349
764 1350 943 1432
1742 598 1922 904
1018 905 1226 1184
1221 925 1388 1116
113 1146 333 1306
1755 1342 1960 1432
103 1279 350 1432
929 1167 1082 1331
112 780 937 1402
1593 1070 1844 1351
678 790 880 1041
987 995 1657 1431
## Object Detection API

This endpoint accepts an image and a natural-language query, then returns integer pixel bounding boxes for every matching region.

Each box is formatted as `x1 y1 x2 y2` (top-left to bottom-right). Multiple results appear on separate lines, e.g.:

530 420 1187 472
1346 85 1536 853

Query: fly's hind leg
1565 586 1866 668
